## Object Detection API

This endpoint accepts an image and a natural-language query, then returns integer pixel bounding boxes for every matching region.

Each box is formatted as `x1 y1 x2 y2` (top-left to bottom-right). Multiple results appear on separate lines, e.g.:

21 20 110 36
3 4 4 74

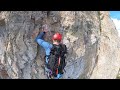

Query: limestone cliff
0 11 119 79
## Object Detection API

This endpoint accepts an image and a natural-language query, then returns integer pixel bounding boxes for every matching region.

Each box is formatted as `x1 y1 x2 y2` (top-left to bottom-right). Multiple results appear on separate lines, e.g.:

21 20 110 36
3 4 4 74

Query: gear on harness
44 65 53 79
45 44 67 78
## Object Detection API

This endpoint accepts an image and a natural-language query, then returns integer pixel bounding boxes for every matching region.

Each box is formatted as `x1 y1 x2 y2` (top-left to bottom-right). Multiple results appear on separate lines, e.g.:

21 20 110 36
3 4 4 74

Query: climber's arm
35 31 45 41
35 31 53 64
35 32 52 50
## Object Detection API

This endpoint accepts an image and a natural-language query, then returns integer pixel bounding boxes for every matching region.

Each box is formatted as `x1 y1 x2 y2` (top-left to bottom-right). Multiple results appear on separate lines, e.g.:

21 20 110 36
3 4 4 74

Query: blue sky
110 11 120 20
110 11 120 36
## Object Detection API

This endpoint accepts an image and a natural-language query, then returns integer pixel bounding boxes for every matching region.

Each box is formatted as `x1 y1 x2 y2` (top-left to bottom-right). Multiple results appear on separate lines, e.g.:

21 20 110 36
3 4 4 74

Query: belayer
35 25 67 79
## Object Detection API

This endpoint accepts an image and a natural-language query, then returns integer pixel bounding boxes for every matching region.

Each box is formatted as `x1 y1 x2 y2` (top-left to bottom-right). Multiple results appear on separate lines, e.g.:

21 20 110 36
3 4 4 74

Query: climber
35 25 67 79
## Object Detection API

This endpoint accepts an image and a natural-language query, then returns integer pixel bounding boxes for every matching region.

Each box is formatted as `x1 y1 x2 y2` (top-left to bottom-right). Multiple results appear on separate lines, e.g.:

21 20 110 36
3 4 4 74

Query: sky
110 11 120 37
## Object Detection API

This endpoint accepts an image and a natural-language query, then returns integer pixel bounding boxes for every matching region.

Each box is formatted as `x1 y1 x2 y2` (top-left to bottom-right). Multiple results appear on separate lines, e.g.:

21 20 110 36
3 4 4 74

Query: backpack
47 44 67 77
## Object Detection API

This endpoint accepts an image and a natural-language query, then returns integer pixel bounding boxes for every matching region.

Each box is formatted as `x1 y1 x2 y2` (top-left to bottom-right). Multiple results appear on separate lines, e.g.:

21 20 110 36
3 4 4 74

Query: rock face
0 11 120 79
90 12 120 79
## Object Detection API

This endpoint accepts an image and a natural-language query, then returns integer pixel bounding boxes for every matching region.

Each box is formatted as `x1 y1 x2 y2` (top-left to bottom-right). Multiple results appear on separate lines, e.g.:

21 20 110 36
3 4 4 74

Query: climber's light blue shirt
35 32 53 63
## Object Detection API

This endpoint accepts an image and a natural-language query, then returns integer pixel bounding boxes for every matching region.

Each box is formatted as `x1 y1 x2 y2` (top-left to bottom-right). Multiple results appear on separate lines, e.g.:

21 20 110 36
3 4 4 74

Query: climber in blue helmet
34 25 67 79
